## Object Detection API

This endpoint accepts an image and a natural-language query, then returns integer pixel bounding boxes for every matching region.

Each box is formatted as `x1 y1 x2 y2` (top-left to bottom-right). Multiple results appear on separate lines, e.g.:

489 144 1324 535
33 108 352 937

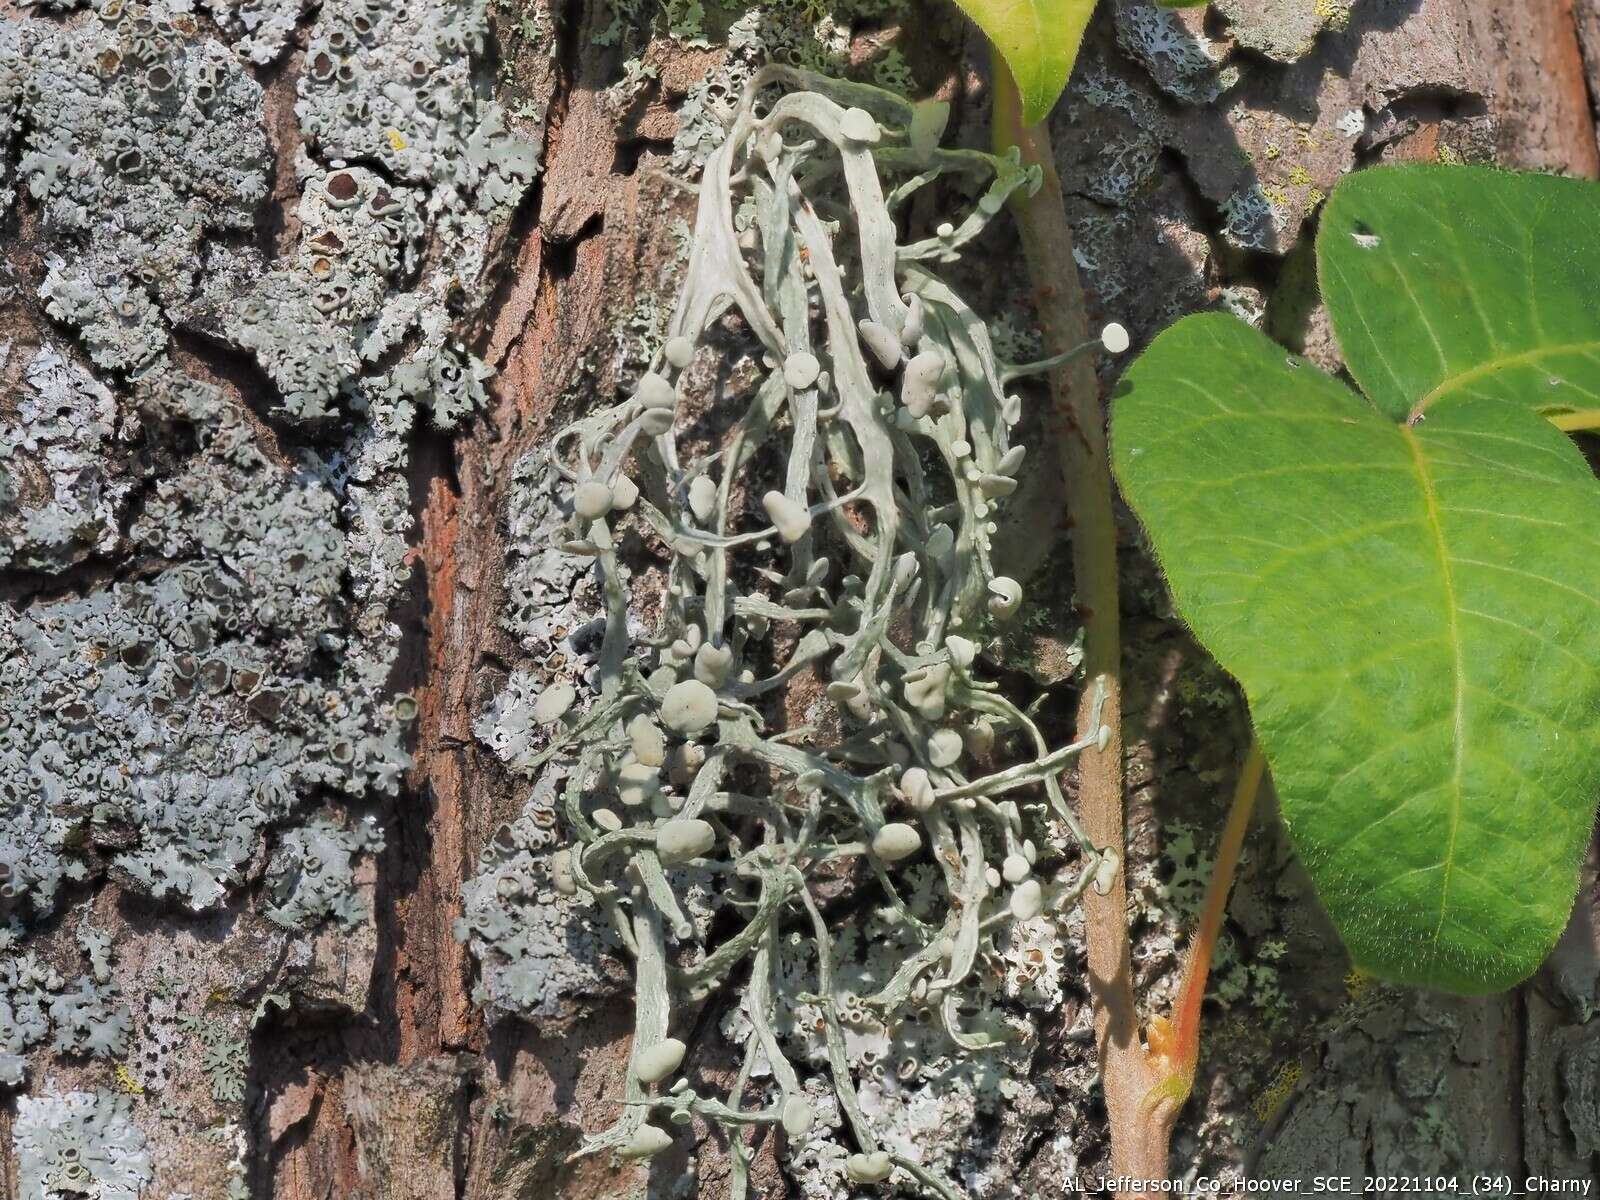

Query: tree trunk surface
1 1 1598 1197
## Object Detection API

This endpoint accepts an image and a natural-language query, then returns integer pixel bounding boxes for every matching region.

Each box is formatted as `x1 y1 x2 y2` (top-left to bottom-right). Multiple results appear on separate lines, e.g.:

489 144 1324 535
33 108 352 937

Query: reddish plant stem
1146 742 1267 1102
991 58 1175 1189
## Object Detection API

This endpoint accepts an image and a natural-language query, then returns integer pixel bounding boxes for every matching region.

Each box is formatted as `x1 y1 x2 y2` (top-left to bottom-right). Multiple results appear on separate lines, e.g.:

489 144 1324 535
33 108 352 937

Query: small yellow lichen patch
1344 966 1374 999
1252 1061 1301 1123
114 1064 145 1096
385 128 408 151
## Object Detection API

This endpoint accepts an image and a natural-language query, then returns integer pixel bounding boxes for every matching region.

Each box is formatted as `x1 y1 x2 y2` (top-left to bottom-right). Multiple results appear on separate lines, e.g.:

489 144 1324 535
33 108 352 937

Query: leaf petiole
1550 409 1600 433
1143 741 1267 1109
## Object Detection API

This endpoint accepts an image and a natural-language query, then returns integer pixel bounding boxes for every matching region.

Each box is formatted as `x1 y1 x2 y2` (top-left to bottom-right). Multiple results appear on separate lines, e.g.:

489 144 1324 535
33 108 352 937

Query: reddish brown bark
1479 0 1600 176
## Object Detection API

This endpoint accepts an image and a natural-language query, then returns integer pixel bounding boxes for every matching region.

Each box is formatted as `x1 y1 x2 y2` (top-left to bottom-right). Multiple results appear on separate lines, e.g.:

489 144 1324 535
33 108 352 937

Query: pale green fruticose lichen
668 3 914 170
460 68 1121 1197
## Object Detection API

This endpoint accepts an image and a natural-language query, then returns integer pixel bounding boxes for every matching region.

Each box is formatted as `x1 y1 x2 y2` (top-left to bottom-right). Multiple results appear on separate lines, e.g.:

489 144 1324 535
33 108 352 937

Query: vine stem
990 56 1177 1190
1145 741 1267 1107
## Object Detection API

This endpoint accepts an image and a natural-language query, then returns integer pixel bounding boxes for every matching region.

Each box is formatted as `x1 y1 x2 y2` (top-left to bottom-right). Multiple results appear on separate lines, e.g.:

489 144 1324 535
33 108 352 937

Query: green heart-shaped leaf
951 0 1098 125
1113 307 1600 993
1320 165 1600 426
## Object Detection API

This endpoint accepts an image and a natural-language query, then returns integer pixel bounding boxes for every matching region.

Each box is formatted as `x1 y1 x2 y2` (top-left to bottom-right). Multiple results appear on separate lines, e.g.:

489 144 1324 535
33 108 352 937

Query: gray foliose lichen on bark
1 0 538 1190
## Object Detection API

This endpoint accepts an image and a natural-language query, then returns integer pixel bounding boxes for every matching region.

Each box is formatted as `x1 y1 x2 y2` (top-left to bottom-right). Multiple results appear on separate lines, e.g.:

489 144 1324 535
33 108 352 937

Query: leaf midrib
1399 425 1466 951
1021 0 1046 60
1408 339 1600 421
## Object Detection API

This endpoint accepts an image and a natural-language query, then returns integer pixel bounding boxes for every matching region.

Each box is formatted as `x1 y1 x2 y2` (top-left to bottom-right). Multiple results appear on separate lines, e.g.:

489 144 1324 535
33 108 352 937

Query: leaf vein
1400 426 1467 953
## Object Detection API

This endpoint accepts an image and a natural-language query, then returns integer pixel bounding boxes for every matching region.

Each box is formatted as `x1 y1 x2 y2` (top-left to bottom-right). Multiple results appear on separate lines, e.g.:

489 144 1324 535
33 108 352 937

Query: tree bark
1 1 1598 1196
